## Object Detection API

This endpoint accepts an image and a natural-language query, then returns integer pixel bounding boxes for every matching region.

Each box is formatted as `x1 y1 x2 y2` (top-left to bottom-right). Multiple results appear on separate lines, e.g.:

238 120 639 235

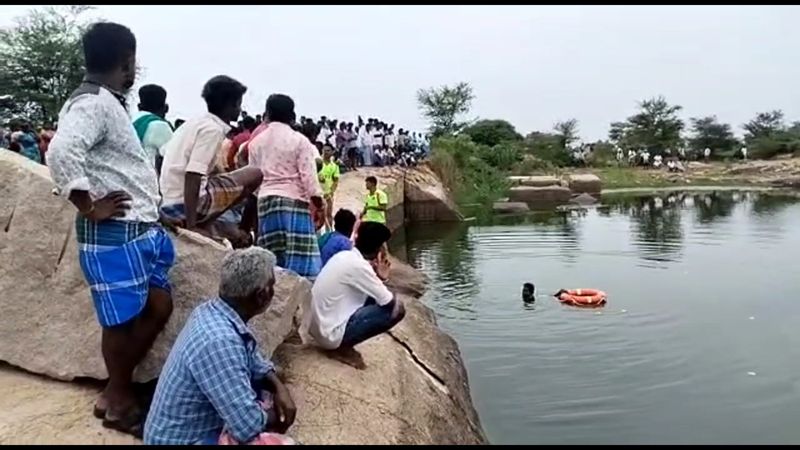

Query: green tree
0 5 93 125
416 82 474 137
461 119 522 147
742 110 784 141
553 118 579 148
688 116 738 156
611 96 684 155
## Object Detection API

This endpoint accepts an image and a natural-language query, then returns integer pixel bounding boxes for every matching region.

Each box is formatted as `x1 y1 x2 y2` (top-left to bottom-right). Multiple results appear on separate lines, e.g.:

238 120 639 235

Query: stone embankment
0 152 484 445
496 173 602 213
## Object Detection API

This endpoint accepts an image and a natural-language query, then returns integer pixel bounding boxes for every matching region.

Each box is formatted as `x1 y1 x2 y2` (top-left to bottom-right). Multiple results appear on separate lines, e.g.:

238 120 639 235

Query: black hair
265 93 295 124
202 75 247 115
138 84 167 112
523 283 534 291
365 176 377 185
355 222 391 257
242 115 257 131
82 22 137 73
334 209 357 236
174 118 185 129
314 141 323 151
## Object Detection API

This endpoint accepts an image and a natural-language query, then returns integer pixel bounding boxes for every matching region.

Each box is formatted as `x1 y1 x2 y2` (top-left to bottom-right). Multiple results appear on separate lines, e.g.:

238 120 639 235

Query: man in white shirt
159 75 263 244
741 146 748 160
703 147 711 162
359 123 374 166
303 221 405 369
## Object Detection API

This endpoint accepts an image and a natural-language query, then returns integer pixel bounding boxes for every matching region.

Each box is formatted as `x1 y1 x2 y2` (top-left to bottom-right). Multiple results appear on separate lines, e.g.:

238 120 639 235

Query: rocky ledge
0 151 485 444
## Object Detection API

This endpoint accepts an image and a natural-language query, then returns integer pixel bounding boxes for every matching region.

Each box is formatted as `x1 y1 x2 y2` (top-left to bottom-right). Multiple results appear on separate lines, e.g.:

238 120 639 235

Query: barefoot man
302 221 405 369
47 22 175 436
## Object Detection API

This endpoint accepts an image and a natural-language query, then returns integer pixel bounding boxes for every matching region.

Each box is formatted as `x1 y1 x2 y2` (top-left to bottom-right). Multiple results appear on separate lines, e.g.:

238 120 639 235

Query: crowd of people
0 121 56 164
29 21 407 444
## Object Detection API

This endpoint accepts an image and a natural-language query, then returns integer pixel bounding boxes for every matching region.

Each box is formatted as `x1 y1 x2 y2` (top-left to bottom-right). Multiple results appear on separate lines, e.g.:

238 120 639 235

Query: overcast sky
2 5 799 140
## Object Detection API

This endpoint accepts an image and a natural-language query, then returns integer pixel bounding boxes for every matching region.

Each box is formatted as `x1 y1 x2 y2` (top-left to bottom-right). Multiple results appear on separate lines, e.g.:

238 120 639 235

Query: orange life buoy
558 289 607 307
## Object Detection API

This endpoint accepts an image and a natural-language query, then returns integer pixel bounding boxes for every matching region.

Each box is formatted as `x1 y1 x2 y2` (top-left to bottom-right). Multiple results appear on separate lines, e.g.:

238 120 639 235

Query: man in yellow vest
361 175 387 224
318 144 340 228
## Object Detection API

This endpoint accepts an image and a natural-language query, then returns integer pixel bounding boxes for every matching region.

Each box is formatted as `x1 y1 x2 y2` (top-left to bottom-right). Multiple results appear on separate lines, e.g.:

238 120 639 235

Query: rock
492 201 530 214
0 366 137 444
273 297 486 445
570 193 599 206
404 165 463 222
0 151 310 382
507 175 560 187
507 185 572 204
566 173 602 194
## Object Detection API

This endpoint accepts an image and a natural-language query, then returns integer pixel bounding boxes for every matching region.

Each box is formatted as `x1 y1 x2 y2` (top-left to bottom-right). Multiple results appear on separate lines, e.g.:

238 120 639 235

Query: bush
429 135 510 206
461 119 522 147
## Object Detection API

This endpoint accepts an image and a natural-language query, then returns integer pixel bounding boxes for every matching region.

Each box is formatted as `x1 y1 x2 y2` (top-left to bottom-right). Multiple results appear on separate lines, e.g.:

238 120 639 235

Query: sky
2 5 800 140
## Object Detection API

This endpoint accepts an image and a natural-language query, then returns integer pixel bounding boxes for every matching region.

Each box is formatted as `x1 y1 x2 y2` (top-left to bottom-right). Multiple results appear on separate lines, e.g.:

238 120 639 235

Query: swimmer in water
522 283 535 303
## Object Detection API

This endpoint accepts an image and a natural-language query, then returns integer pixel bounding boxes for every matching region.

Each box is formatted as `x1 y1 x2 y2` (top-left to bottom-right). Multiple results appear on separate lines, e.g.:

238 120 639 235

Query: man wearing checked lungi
248 94 326 280
47 22 175 437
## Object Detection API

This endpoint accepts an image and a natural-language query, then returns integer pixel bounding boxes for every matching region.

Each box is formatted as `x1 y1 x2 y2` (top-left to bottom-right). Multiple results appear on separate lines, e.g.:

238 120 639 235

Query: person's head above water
522 283 535 302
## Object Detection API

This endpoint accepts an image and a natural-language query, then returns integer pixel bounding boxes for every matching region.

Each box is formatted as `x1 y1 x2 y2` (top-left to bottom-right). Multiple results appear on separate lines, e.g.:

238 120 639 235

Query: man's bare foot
324 347 366 370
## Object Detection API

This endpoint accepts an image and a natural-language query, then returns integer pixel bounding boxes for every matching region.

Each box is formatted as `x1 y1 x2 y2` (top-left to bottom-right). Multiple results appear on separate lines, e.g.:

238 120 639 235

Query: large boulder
404 165 463 222
508 175 560 187
0 151 310 382
274 297 486 445
566 173 602 194
492 201 530 214
507 185 572 204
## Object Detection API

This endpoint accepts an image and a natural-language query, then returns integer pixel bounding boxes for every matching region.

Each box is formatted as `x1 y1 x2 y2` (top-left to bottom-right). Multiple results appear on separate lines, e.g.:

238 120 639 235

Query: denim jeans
340 297 399 348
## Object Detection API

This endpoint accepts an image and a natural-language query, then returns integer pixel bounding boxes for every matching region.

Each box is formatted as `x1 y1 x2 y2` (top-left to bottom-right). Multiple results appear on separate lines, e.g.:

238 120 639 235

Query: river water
391 190 800 445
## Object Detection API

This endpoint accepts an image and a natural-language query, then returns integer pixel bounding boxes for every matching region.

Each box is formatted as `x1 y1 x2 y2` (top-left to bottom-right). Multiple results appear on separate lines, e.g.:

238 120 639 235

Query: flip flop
102 408 145 439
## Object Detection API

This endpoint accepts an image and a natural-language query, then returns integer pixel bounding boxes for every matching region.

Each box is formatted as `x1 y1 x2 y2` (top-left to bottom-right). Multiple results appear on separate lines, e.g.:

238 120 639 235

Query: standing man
741 146 748 161
361 176 388 225
703 147 711 162
248 94 325 280
159 75 263 244
47 22 175 436
133 84 173 173
358 122 373 167
318 144 340 228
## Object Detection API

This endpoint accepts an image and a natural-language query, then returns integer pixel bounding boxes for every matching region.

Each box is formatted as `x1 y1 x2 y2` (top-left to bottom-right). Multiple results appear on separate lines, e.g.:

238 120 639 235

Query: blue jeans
340 297 401 348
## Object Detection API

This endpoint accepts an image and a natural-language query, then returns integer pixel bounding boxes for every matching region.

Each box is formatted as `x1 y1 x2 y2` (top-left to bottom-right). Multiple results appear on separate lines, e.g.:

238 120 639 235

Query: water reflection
399 190 800 445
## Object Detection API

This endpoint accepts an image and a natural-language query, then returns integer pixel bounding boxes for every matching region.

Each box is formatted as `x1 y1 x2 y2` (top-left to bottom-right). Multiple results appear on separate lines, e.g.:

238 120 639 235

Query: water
391 190 800 445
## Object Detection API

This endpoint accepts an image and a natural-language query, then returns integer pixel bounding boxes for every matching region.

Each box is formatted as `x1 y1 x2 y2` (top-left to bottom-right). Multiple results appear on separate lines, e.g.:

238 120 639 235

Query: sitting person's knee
390 300 406 322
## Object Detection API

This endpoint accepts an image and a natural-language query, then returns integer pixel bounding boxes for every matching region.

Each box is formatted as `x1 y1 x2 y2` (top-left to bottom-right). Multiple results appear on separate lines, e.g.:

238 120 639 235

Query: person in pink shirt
248 94 325 279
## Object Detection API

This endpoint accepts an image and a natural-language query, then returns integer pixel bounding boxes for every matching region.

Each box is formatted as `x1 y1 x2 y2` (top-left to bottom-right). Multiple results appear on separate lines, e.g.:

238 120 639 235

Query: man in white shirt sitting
304 221 405 369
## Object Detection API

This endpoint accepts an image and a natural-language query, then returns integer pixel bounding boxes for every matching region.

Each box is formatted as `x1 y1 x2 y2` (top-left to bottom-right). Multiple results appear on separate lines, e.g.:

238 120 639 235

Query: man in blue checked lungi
47 22 175 437
247 94 326 280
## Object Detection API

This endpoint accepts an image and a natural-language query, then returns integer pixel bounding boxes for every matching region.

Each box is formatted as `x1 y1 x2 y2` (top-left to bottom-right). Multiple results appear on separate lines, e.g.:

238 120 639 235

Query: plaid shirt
144 298 275 445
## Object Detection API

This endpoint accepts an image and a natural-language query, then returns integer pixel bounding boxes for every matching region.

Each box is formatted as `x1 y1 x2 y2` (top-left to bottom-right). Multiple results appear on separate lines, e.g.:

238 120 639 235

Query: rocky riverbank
0 151 484 444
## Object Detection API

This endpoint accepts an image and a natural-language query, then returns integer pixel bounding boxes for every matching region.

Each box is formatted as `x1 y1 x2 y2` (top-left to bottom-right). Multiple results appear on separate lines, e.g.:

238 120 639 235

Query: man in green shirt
361 175 388 224
318 144 340 228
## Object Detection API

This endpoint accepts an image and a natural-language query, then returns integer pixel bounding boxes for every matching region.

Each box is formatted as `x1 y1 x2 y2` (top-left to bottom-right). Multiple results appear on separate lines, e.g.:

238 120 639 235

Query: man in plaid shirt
144 248 296 445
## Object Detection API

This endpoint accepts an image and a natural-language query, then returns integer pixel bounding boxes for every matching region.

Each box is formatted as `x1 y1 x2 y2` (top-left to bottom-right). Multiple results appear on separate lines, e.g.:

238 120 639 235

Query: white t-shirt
704 148 711 157
133 111 174 162
159 112 230 206
306 249 394 349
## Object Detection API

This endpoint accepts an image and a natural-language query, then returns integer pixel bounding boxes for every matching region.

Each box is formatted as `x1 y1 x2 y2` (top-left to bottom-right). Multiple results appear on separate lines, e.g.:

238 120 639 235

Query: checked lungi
160 174 244 223
256 195 321 279
76 216 175 328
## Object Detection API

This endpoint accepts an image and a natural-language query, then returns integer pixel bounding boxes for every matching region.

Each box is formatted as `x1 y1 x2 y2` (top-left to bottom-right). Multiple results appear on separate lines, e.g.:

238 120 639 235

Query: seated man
159 75 263 245
304 221 405 369
144 247 296 445
318 208 356 267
